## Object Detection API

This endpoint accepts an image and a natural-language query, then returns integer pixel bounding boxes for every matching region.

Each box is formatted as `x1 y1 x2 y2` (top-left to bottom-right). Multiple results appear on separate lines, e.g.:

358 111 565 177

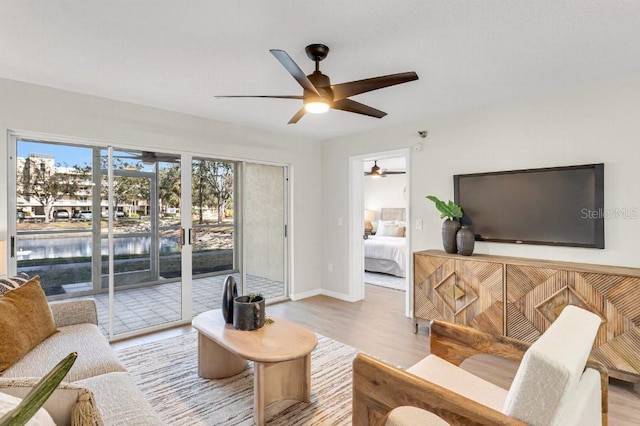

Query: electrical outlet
337 217 343 226
415 219 423 230
327 263 333 272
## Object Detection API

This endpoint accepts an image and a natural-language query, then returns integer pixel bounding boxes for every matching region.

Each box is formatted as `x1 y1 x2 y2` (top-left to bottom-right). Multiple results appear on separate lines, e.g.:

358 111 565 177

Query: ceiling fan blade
332 99 387 118
288 107 307 124
270 49 320 96
364 172 387 178
215 95 303 100
140 151 181 163
331 71 418 101
384 171 406 175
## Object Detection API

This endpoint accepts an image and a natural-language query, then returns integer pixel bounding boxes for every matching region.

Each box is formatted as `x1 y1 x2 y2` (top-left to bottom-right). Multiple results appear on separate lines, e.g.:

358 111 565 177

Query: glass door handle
181 228 196 246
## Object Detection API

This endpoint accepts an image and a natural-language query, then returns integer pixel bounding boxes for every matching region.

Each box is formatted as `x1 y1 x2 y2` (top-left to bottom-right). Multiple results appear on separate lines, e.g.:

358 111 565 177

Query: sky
17 140 93 167
16 140 165 172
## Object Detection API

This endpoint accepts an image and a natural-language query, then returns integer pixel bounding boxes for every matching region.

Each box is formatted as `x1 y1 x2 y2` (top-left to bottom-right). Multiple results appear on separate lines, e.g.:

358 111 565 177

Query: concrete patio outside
70 273 284 336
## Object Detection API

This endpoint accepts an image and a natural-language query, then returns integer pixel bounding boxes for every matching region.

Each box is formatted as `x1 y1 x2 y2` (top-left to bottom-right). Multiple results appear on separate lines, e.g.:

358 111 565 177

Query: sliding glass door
102 149 183 336
190 158 238 315
8 135 289 339
10 139 186 338
187 160 288 311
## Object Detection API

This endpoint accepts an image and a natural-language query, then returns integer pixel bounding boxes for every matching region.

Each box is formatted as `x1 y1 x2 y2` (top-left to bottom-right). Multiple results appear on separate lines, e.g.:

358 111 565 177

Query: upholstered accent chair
353 305 608 425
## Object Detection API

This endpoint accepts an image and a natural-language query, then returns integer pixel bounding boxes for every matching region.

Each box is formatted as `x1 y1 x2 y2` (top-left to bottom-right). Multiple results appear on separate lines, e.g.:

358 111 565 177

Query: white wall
0 78 322 296
321 76 640 298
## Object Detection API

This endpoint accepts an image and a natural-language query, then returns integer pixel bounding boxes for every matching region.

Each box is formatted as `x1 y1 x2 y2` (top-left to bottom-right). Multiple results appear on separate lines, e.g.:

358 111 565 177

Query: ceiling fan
365 160 406 178
216 44 419 124
115 151 180 164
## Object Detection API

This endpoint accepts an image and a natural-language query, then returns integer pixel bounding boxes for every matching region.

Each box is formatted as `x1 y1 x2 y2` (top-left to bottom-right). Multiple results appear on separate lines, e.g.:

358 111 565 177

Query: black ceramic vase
221 275 238 324
233 295 265 331
442 219 461 254
456 225 475 256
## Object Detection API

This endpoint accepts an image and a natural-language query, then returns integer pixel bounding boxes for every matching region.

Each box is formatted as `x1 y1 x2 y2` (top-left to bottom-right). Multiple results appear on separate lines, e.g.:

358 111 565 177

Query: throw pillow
0 272 31 296
0 392 56 425
377 221 400 237
0 277 57 373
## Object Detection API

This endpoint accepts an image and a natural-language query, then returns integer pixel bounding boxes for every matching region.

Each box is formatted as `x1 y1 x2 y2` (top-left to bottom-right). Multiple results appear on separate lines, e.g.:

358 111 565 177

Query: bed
364 208 407 278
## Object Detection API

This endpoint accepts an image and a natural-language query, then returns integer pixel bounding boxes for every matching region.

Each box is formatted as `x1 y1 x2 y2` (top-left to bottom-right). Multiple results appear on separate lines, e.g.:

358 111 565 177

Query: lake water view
16 235 180 260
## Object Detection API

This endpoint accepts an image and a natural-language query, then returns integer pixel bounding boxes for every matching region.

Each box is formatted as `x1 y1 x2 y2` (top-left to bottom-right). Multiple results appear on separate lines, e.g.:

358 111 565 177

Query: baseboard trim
321 288 356 302
290 288 321 301
290 288 359 302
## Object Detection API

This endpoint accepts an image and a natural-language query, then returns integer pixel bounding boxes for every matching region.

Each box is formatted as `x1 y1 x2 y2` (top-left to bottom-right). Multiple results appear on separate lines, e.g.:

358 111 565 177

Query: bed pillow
0 276 57 373
0 273 31 296
377 221 400 237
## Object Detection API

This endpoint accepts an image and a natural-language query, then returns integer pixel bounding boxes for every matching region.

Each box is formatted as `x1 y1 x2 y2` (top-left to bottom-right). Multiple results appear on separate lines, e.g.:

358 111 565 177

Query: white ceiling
1 1 639 142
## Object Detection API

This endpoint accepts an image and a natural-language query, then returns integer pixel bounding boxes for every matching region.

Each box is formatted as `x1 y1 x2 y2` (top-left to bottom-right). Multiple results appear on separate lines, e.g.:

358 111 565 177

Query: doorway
349 148 411 316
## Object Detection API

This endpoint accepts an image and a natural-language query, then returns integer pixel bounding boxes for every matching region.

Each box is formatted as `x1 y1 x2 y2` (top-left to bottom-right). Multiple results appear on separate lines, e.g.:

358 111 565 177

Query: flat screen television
454 164 604 248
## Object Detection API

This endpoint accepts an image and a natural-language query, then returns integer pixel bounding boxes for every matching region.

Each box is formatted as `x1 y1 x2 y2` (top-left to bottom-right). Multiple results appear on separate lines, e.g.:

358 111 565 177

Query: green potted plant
426 195 463 254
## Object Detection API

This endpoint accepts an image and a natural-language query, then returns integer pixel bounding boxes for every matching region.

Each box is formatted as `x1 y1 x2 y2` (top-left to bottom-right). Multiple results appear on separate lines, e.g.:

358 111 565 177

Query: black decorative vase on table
233 295 265 331
456 225 475 256
442 219 461 254
221 275 238 324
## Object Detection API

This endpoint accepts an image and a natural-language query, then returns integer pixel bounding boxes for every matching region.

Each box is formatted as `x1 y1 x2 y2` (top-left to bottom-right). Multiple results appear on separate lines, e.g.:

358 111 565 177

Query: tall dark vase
442 219 461 254
221 275 238 324
456 225 475 256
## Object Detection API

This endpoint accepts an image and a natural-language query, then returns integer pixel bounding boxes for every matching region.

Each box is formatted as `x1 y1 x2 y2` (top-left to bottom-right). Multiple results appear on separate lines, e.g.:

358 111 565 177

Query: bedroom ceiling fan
365 160 406 178
216 44 419 124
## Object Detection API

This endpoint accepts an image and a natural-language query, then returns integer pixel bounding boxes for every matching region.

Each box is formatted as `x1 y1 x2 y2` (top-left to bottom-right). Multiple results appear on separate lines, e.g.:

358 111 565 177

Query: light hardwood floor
112 284 640 425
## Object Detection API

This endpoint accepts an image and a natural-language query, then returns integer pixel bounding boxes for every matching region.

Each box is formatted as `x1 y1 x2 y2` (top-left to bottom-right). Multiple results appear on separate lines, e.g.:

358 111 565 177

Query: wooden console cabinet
414 249 640 384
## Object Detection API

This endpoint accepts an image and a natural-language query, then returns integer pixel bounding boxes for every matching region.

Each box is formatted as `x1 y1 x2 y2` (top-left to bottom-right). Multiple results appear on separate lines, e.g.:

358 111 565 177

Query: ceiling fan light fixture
217 44 418 123
368 161 384 178
304 98 330 114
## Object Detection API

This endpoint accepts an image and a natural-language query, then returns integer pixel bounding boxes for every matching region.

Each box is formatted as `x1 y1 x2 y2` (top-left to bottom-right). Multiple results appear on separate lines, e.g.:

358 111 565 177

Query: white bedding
364 235 407 277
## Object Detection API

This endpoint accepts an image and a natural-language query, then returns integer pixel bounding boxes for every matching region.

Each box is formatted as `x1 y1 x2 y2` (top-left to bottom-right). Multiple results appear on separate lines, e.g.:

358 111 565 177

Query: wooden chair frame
352 320 609 426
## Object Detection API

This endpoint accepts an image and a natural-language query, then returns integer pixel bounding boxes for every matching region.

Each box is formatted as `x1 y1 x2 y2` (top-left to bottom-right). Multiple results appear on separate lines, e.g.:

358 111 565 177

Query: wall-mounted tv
454 164 604 248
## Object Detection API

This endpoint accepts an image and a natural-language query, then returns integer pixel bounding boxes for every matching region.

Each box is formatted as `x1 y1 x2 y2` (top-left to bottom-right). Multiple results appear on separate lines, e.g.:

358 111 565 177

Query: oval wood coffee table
192 309 318 426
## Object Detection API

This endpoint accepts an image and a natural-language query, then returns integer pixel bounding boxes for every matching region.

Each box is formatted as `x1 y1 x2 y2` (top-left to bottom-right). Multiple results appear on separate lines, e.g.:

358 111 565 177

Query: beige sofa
0 298 163 425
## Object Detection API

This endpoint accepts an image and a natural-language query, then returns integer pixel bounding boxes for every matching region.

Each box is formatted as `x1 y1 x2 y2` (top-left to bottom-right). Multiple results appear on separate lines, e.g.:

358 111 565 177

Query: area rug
364 271 406 291
115 331 357 425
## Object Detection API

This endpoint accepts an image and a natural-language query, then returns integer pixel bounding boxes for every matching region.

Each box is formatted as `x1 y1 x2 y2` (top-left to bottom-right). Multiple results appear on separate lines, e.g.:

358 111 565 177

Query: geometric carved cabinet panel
414 253 503 336
414 250 640 383
506 264 640 381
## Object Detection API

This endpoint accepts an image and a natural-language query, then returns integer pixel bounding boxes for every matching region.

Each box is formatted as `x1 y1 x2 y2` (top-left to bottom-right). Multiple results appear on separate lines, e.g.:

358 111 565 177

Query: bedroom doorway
349 148 411 316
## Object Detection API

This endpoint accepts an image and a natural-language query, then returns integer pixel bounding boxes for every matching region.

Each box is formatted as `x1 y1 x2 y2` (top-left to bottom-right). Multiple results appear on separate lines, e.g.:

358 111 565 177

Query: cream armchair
353 305 608 426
